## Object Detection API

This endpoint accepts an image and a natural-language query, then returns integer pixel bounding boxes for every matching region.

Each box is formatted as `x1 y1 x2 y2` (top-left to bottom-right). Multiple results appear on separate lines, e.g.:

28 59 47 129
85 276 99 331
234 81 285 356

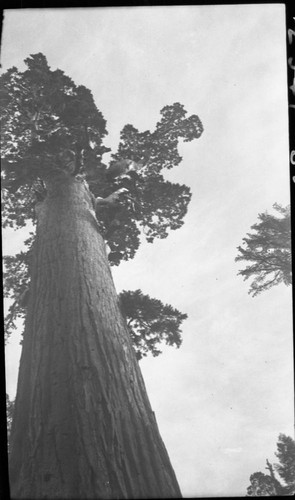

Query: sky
1 4 294 498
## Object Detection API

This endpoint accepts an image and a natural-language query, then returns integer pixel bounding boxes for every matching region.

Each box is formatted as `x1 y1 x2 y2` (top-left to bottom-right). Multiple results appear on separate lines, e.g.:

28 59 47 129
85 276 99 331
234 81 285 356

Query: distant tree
274 434 295 494
235 203 291 296
246 471 279 496
119 289 187 360
246 435 295 496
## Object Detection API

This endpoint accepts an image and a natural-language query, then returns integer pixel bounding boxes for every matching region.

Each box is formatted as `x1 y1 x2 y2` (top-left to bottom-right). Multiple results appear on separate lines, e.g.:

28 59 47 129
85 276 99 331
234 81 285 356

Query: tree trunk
8 175 182 499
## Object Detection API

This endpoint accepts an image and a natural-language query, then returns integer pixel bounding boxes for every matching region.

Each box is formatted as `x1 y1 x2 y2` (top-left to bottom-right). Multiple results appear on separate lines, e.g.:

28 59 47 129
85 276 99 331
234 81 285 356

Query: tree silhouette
274 434 295 494
119 290 187 360
246 471 279 496
235 204 291 296
246 435 295 496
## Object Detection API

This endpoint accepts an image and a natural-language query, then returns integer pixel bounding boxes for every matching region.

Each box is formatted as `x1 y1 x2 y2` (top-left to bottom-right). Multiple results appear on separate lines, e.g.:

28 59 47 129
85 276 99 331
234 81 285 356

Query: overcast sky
2 5 294 497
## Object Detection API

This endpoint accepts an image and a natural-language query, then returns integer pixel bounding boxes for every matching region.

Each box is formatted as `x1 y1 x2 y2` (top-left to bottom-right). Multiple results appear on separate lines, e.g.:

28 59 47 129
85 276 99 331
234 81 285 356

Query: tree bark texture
8 175 182 499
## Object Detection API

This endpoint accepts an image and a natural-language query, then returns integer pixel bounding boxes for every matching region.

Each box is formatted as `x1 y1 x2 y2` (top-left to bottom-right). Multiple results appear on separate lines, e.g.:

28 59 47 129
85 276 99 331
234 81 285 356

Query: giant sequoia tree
1 53 203 498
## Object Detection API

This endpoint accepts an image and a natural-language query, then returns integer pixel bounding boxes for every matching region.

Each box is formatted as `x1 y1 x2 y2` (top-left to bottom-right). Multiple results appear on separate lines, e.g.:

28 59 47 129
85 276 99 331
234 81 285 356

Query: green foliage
246 435 295 496
119 290 187 360
235 204 291 296
2 53 202 348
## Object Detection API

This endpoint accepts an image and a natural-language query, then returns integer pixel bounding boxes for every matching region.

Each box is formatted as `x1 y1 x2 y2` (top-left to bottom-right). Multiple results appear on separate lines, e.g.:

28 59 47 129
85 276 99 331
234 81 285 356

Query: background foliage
235 204 291 296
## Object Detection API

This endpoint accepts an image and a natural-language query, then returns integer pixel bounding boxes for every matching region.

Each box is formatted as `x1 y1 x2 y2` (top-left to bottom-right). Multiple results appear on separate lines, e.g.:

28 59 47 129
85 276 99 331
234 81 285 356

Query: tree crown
119 290 187 360
246 435 295 496
1 53 203 259
235 203 291 296
2 53 203 352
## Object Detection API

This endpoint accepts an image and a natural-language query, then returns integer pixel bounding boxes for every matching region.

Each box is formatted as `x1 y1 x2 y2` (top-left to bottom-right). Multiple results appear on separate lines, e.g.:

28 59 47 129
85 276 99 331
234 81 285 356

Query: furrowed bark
8 174 181 499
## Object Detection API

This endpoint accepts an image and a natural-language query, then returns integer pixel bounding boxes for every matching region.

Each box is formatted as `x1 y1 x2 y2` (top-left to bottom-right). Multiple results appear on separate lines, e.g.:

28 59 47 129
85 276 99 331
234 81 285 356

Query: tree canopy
235 203 291 296
119 290 187 360
246 471 279 496
1 53 203 258
246 434 295 496
274 434 295 492
2 53 203 354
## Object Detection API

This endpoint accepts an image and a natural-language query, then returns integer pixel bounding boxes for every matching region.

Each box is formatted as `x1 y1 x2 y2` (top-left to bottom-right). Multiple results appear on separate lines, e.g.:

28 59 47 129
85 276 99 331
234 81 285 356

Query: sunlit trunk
8 175 181 499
